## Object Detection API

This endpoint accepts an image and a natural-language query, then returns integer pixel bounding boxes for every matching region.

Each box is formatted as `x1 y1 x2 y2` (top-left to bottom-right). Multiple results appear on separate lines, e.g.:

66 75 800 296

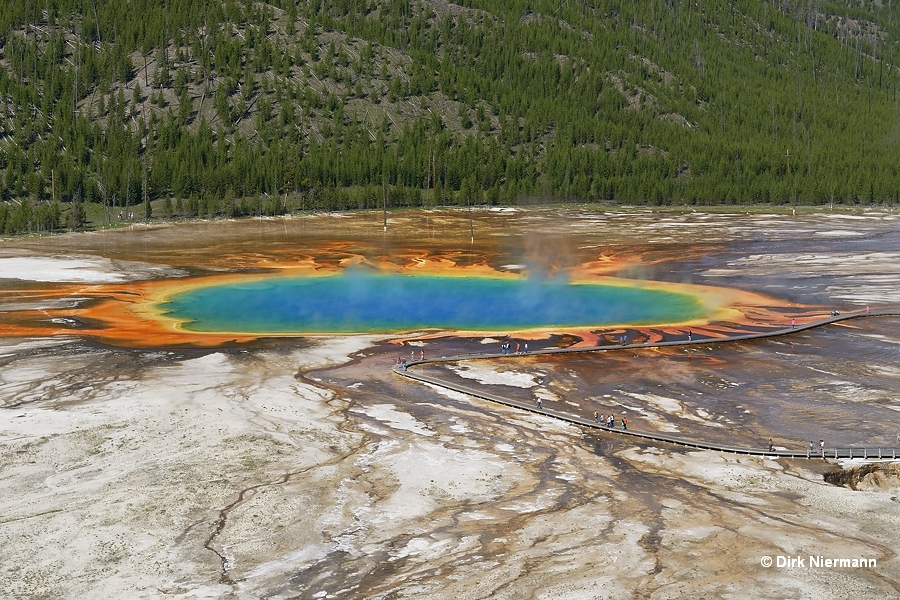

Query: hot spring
160 273 712 334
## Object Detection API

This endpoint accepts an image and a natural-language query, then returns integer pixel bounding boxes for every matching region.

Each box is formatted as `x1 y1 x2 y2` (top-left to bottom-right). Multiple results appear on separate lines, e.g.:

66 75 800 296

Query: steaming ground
2 208 900 598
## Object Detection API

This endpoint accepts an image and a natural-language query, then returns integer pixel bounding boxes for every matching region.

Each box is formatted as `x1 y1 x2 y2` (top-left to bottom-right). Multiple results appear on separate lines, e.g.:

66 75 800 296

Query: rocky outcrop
825 462 900 491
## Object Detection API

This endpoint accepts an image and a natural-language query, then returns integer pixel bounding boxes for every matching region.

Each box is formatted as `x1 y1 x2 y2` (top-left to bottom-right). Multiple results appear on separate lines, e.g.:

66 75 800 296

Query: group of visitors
396 349 425 368
807 439 825 454
593 410 626 429
767 439 826 453
500 341 527 354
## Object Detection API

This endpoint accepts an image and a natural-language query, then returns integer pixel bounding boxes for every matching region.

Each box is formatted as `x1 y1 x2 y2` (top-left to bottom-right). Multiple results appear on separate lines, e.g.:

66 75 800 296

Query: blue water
161 273 709 333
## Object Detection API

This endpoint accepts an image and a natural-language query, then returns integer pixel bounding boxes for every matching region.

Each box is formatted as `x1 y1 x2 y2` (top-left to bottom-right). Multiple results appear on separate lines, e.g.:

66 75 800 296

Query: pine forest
1 0 900 233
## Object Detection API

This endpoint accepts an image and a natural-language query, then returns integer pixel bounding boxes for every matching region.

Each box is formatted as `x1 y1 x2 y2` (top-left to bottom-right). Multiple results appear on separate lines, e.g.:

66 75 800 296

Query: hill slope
1 0 899 232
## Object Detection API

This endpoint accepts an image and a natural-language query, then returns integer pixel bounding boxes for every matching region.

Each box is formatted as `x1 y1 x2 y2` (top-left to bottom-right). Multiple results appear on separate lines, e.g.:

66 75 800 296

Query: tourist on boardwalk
768 439 775 452
622 417 627 430
594 410 599 422
808 441 814 454
516 342 521 354
791 318 796 328
536 398 543 409
687 331 692 341
420 349 425 361
524 342 528 353
607 415 614 428
819 439 824 453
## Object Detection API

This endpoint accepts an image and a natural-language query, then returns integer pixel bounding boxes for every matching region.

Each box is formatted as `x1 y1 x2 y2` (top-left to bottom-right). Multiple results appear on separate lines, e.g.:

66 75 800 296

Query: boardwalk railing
828 448 899 460
393 308 900 460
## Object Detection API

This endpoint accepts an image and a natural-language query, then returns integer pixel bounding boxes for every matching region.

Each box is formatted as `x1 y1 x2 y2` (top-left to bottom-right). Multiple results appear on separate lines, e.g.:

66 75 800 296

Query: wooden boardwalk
393 308 900 460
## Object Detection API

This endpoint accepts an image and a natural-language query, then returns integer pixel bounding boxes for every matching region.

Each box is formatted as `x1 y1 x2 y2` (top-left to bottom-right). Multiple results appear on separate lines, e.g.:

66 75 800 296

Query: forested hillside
1 0 899 233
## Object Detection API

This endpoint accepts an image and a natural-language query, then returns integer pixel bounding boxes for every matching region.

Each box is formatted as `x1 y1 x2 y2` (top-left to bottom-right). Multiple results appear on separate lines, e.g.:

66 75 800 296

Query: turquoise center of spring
161 273 709 333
